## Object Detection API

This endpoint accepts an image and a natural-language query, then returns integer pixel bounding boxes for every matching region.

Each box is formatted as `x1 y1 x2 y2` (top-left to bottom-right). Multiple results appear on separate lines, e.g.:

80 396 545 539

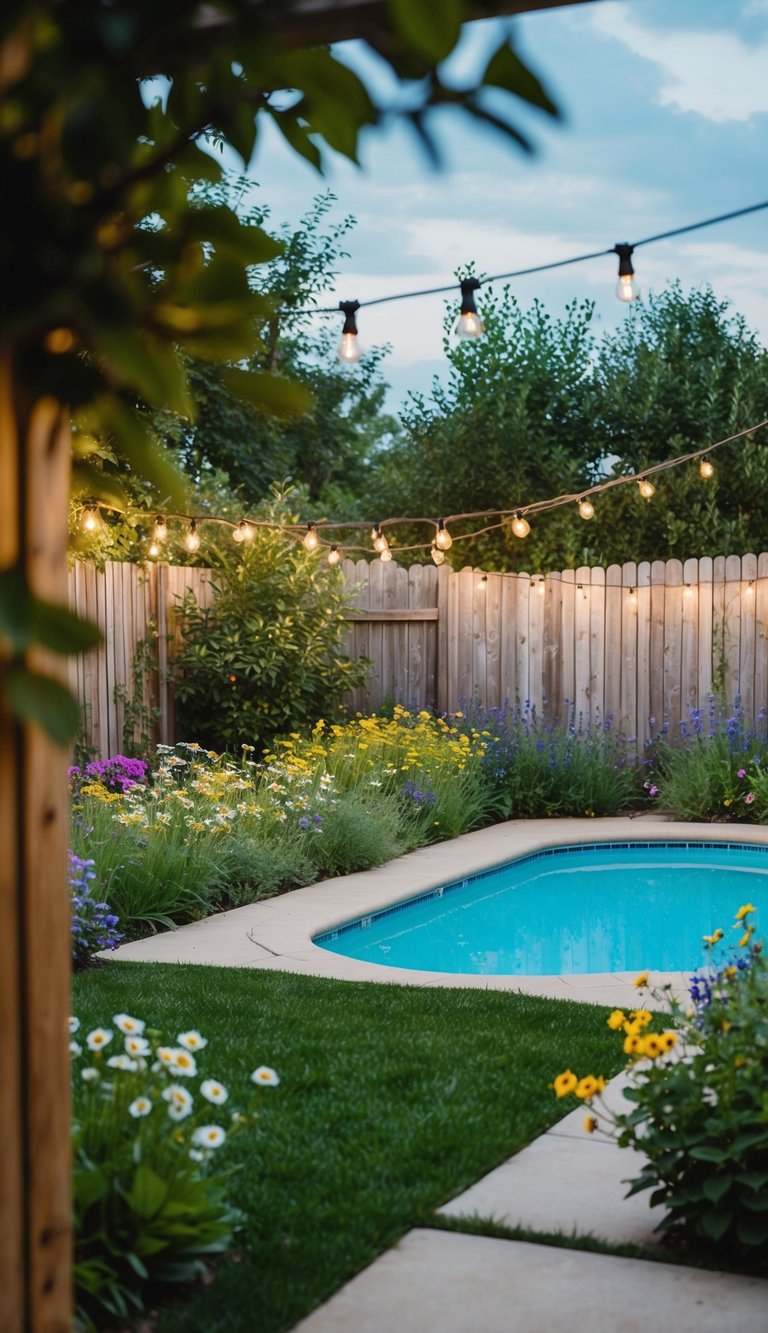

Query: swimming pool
314 840 766 976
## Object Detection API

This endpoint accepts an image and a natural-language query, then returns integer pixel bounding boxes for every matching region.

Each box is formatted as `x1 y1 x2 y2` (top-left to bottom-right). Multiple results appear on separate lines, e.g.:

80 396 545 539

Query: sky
241 0 768 409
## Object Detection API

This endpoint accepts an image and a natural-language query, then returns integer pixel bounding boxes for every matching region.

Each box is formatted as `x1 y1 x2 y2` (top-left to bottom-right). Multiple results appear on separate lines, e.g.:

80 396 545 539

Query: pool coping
104 816 768 1005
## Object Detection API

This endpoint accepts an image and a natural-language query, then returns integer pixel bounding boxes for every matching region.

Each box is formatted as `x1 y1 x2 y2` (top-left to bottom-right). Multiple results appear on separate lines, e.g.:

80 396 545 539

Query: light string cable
287 198 768 320
80 419 768 558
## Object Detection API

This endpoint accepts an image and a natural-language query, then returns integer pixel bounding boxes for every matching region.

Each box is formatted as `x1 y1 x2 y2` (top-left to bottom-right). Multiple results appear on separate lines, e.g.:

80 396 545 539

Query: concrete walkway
103 817 768 1330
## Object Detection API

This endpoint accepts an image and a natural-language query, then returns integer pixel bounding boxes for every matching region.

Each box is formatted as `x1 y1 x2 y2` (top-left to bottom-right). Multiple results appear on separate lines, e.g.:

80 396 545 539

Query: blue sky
243 0 768 408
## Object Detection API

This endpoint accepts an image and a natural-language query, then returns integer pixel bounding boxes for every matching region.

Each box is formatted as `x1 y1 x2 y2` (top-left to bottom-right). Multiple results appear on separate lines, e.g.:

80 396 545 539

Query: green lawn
73 964 623 1332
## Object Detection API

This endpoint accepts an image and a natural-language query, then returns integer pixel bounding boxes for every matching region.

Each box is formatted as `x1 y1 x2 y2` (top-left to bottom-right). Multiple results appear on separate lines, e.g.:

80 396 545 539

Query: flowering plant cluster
646 699 768 823
71 1010 279 1327
551 905 768 1257
69 754 148 794
68 851 122 966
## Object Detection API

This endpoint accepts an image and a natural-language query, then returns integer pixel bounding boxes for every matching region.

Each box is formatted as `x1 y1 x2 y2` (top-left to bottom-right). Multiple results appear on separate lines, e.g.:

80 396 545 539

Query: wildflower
124 1035 150 1056
628 1010 652 1028
584 1114 598 1134
162 1083 193 1111
250 1065 280 1088
86 1028 113 1051
633 972 649 989
723 799 732 807
192 1125 226 1150
189 1149 206 1163
739 930 753 948
69 1041 82 1057
107 1055 139 1072
81 1068 100 1083
575 1075 602 1101
552 1069 578 1098
177 1029 208 1052
112 1012 145 1035
69 1016 80 1034
737 768 747 779
702 928 724 945
735 904 756 921
169 1049 197 1078
607 1010 626 1030
200 1079 229 1106
648 785 658 797
745 792 755 804
128 1096 153 1118
623 1033 643 1056
156 1046 176 1067
641 1034 664 1059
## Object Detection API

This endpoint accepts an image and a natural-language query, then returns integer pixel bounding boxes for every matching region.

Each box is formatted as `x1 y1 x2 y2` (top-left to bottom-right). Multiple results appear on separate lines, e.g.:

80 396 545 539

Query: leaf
184 207 284 265
702 1174 732 1204
100 397 186 506
0 565 32 652
128 1164 169 1220
729 1130 768 1156
735 1170 768 1192
5 667 82 745
737 1216 768 1246
483 44 560 119
389 0 462 63
223 369 313 419
94 329 193 418
700 1210 733 1241
30 601 102 656
689 1145 728 1163
71 461 128 512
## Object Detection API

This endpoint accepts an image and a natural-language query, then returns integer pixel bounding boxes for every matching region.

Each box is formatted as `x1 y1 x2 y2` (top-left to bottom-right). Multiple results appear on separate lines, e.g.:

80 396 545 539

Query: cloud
591 3 768 122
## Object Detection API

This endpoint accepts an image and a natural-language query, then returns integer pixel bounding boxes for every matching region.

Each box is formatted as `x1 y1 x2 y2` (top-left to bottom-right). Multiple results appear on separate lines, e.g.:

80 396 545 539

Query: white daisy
250 1065 280 1088
112 1013 146 1035
69 1041 82 1057
68 1016 80 1034
169 1048 197 1078
81 1068 100 1083
86 1028 113 1051
107 1055 139 1072
192 1125 226 1149
189 1148 205 1162
128 1096 152 1118
155 1046 176 1067
124 1036 151 1056
200 1079 229 1106
177 1030 208 1052
162 1084 193 1110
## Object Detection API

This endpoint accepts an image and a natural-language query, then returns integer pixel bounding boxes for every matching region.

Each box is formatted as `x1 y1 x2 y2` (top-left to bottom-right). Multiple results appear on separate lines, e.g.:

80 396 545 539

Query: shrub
649 700 768 822
172 500 369 752
69 852 122 966
551 906 768 1258
70 1010 280 1328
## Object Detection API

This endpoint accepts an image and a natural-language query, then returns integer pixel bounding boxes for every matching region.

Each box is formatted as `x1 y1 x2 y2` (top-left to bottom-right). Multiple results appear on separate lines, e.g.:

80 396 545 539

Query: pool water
314 841 766 976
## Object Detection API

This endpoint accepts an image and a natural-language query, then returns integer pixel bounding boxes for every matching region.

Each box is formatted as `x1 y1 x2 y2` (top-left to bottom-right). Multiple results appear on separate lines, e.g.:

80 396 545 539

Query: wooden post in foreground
0 347 73 1330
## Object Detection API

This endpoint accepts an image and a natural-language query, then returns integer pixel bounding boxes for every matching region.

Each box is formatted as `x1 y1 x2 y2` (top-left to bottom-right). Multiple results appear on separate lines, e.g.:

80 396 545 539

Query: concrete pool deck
104 816 768 1005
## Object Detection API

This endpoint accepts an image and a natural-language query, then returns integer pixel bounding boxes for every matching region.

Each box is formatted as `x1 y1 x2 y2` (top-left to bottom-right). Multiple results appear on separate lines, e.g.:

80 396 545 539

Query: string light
148 540 160 559
184 520 200 553
337 300 362 364
303 522 319 553
537 578 546 595
153 515 167 542
745 580 755 597
371 524 388 553
379 544 393 562
454 278 484 340
637 479 656 500
511 511 530 539
478 574 488 590
431 543 445 566
700 458 715 479
327 544 341 566
628 587 638 606
684 583 693 598
82 504 99 533
435 520 453 550
614 243 639 303
578 498 595 521
232 521 248 543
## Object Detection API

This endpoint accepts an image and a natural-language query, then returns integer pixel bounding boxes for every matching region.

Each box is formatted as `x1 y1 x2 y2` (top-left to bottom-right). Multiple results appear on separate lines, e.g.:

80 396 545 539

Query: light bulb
431 544 445 567
700 459 715 479
746 581 755 597
338 300 362 363
454 278 484 340
82 505 99 532
628 587 638 607
327 545 341 566
148 541 160 559
153 516 167 542
638 479 655 499
578 498 595 521
232 521 247 543
303 523 319 553
371 525 388 553
614 243 639 303
478 574 488 590
184 521 200 553
379 545 393 563
511 511 530 540
537 579 546 596
684 584 693 598
435 521 453 551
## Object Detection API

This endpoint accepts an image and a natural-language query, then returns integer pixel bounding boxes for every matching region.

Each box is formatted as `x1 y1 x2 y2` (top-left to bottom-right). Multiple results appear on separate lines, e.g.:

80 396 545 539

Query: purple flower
68 850 122 966
745 792 755 804
298 816 310 830
649 785 658 797
737 768 747 779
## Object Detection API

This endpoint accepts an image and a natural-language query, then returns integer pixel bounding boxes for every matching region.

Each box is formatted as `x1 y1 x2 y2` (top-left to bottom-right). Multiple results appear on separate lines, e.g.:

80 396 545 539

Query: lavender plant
69 852 122 967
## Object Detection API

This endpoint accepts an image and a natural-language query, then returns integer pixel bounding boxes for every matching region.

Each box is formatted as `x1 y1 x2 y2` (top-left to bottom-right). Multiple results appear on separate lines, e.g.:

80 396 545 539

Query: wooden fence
67 552 768 754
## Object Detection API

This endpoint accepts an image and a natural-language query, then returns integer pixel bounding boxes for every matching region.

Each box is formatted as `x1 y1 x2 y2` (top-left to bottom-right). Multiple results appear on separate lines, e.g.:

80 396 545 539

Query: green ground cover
72 963 623 1332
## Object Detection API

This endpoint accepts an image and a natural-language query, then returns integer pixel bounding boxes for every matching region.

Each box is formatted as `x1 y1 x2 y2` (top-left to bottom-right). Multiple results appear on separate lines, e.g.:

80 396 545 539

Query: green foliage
647 701 768 822
113 626 162 757
72 965 620 1333
70 1012 277 1327
172 498 370 751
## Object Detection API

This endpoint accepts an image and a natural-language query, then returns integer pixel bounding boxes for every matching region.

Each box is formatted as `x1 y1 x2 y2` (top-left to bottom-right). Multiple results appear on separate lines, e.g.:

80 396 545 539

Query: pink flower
737 769 746 779
745 792 755 804
649 785 659 797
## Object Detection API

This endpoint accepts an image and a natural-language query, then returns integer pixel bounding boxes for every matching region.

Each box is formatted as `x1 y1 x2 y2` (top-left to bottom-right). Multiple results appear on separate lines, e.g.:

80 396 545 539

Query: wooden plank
635 561 652 743
422 566 439 710
343 608 439 622
472 569 488 707
367 557 385 709
527 574 544 716
739 553 758 720
560 568 576 722
755 554 768 724
589 565 605 727
484 571 502 710
604 565 622 731
542 572 561 721
573 565 591 727
498 570 516 710
698 557 714 708
457 567 476 707
393 563 409 704
664 558 683 740
649 559 666 738
620 562 638 745
680 557 699 725
712 555 727 705
724 553 742 707
515 572 531 713
436 564 453 713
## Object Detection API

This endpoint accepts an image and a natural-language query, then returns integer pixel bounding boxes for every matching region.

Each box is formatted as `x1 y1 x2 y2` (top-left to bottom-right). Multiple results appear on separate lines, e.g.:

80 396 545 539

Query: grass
73 963 624 1333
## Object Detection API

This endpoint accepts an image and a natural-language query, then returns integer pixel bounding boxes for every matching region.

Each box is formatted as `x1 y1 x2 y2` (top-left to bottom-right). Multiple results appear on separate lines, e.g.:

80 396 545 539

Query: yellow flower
722 1019 732 1033
735 903 756 921
575 1075 601 1101
641 1034 663 1059
607 1009 626 1030
702 928 723 945
723 798 732 807
623 1019 642 1037
628 1010 652 1028
623 1033 642 1056
633 971 649 989
552 1069 578 1098
739 930 753 948
584 1114 598 1134
658 1031 677 1052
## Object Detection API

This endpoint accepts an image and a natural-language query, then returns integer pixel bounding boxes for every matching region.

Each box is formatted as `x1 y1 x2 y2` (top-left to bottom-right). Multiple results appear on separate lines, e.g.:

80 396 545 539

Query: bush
70 1010 280 1328
552 907 768 1259
649 699 768 822
172 499 369 752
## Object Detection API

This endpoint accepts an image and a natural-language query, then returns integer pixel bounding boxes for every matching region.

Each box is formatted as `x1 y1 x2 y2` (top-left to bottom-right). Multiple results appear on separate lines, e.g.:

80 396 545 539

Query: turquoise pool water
314 841 766 976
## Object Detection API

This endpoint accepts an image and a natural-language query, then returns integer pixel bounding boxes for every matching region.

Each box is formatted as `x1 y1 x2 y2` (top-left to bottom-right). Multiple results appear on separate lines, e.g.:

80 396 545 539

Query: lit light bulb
431 544 445 567
614 243 639 303
478 574 488 590
628 587 638 607
537 579 546 596
511 511 530 539
578 498 595 521
148 541 160 559
684 584 693 598
153 516 167 542
303 523 319 553
379 544 393 563
82 505 99 532
746 580 755 597
700 458 715 480
232 521 247 543
184 520 200 553
454 278 484 340
327 545 341 566
637 479 656 500
338 300 362 363
371 525 388 553
435 520 453 550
